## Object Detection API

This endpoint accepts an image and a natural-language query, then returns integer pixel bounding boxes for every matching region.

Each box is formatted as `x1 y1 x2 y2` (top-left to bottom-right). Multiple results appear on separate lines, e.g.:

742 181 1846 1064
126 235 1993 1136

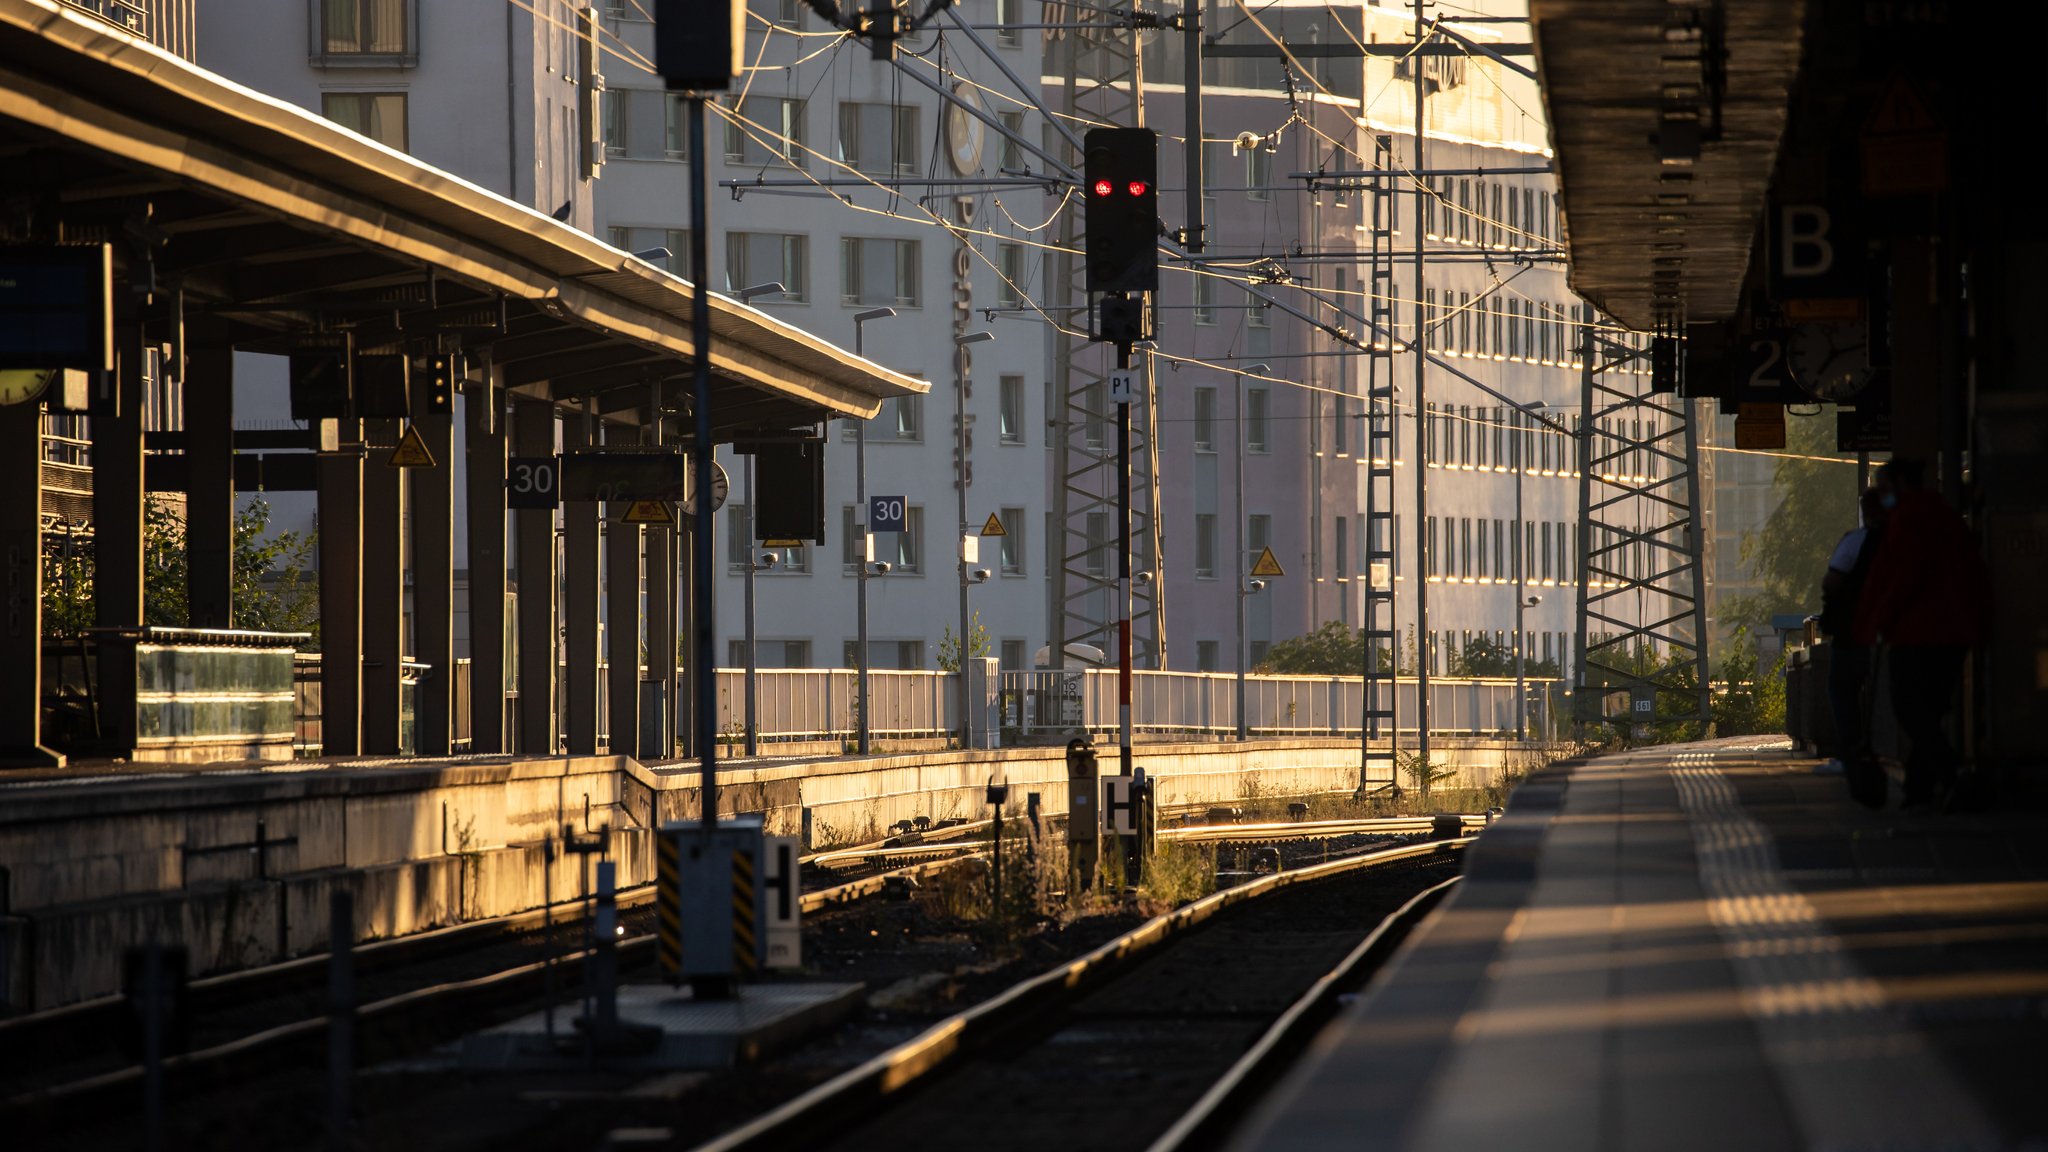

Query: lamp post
852 307 896 755
1234 363 1269 741
1516 593 1541 740
953 330 994 749
730 282 790 761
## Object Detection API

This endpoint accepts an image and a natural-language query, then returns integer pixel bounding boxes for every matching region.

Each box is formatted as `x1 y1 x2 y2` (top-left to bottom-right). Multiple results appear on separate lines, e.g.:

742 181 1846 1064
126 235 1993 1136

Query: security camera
872 560 892 575
1248 579 1267 593
1133 570 1154 588
1526 594 1543 607
1234 130 1262 153
757 551 780 569
971 568 993 583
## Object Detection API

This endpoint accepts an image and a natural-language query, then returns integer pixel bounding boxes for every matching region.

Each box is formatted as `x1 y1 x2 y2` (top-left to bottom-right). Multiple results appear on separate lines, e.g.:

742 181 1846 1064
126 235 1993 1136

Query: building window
1247 513 1271 575
321 92 407 151
1476 520 1489 581
664 93 690 159
1246 386 1269 452
998 110 1026 172
726 232 807 302
1335 517 1349 580
1426 517 1439 578
602 90 627 157
1246 292 1270 328
838 102 919 176
995 0 1021 45
876 394 922 441
316 0 414 61
1196 640 1219 672
726 96 806 167
1193 387 1217 451
842 237 920 306
999 375 1024 443
999 505 1025 574
1195 513 1218 578
997 243 1027 308
1244 145 1271 201
726 505 751 569
1193 274 1217 325
771 0 804 25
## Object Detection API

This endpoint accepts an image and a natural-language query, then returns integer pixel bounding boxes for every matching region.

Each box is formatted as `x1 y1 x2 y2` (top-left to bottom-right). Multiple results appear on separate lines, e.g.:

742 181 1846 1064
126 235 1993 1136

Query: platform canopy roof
0 0 926 432
1530 0 1806 332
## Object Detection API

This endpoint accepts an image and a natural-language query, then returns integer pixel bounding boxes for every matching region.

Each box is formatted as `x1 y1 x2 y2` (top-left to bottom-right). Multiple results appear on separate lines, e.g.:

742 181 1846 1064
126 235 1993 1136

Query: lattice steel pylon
1358 133 1400 793
1047 11 1164 674
1571 323 1712 732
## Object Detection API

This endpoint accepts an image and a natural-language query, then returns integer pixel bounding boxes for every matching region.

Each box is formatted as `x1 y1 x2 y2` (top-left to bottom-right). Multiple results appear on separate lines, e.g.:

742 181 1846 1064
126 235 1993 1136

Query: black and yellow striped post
656 831 683 984
731 847 759 974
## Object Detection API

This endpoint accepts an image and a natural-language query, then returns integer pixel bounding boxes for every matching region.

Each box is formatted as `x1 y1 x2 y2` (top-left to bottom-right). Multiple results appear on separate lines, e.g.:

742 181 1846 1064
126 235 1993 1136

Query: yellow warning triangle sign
387 423 437 468
623 500 674 525
979 512 1007 537
1250 546 1286 578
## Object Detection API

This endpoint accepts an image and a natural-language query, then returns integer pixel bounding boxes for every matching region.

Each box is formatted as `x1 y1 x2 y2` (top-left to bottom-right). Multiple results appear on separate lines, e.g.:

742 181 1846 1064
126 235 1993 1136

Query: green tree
1722 414 1859 633
936 610 991 672
44 495 318 644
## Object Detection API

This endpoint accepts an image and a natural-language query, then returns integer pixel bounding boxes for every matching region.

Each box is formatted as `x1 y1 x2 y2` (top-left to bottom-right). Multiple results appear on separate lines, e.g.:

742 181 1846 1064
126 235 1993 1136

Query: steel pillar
360 418 405 755
93 327 148 756
411 368 455 757
185 346 233 628
463 356 508 754
317 418 364 757
605 426 643 757
514 401 558 754
563 414 600 756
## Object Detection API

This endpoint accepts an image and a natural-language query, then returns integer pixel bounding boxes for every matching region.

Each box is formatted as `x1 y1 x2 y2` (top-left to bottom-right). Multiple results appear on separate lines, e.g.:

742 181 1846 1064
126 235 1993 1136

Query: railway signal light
424 352 460 415
1084 127 1158 294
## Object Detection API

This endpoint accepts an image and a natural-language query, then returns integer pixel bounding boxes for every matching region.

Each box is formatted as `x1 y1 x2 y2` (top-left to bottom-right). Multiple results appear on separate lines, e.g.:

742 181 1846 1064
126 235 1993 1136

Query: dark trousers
1825 642 1870 759
1887 645 1967 800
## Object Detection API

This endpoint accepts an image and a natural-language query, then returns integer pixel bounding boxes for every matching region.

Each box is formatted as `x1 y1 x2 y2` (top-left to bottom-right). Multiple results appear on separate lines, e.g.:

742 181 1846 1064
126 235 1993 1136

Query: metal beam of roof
1530 0 1805 329
0 0 927 427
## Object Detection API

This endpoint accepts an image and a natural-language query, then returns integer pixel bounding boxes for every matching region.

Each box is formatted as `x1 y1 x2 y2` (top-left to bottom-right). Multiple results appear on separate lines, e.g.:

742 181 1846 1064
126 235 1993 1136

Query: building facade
192 0 1738 696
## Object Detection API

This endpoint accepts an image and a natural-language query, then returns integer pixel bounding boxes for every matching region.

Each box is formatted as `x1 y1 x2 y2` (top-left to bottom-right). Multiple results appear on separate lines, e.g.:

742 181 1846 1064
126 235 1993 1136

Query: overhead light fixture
1657 192 1691 205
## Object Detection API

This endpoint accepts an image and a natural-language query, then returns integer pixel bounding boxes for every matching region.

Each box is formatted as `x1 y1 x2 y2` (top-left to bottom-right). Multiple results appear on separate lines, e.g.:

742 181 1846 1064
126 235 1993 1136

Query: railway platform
1232 737 2048 1152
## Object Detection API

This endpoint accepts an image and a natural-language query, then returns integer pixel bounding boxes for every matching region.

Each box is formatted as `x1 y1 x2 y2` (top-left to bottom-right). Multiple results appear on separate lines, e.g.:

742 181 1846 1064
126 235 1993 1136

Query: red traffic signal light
1083 127 1158 295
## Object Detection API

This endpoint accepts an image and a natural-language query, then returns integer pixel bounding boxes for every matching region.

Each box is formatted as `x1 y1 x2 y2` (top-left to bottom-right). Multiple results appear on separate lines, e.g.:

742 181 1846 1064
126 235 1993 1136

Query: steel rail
688 837 1474 1152
1162 813 1490 844
1143 875 1462 1152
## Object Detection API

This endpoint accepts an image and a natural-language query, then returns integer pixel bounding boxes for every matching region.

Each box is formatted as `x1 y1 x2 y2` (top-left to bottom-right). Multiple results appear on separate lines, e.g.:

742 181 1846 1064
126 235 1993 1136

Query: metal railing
997 668 1561 740
713 668 956 745
288 664 1559 756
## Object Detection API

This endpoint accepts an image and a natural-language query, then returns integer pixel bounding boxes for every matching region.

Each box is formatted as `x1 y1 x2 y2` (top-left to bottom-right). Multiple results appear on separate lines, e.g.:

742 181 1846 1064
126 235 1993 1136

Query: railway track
686 838 1469 1152
0 855 969 1136
1164 812 1493 845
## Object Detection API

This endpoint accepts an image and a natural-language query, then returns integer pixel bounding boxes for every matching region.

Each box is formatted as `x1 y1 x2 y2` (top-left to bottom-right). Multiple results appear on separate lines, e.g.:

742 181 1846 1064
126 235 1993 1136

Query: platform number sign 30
507 455 559 509
870 495 907 534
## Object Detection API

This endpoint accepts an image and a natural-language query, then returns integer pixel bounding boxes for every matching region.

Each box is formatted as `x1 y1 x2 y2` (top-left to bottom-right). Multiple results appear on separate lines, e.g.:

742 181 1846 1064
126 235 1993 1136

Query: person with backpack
1850 459 1994 810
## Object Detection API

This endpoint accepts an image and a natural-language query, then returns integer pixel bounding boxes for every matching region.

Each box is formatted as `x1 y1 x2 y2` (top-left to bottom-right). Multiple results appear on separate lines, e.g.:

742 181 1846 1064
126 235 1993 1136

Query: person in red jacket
1850 458 1993 809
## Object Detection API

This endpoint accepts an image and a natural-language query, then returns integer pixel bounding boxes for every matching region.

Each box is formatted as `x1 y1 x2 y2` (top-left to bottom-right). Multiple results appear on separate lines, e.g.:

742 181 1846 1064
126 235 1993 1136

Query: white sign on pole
1103 775 1137 835
761 835 802 969
962 534 980 563
1108 369 1138 406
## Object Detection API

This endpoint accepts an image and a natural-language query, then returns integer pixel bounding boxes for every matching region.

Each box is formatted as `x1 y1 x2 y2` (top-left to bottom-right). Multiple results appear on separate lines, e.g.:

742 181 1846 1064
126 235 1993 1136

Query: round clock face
1787 320 1873 402
946 85 986 176
684 461 730 516
0 369 53 407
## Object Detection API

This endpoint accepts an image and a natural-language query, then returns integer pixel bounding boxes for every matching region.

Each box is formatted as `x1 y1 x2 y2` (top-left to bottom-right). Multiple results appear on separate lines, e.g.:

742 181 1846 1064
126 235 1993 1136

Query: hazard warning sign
1250 546 1286 578
980 512 1007 537
387 423 437 468
622 500 674 525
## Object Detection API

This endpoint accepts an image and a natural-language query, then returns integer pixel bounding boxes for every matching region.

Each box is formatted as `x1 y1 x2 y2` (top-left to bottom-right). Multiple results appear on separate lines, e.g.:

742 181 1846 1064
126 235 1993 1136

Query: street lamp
953 330 995 749
734 281 787 303
852 307 896 755
743 546 779 757
1234 363 1270 741
1516 595 1541 739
